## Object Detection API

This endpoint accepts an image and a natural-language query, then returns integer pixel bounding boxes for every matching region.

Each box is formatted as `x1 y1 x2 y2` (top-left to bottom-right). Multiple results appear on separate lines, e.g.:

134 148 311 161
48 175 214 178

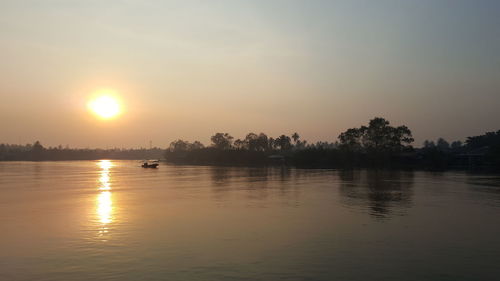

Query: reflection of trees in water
32 162 43 181
339 170 414 218
210 167 292 186
209 166 294 201
466 174 500 188
210 167 232 187
465 174 500 205
209 167 233 202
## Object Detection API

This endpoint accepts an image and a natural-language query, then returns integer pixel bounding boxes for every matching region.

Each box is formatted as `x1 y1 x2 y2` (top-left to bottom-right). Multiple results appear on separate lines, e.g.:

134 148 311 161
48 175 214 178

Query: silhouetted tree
275 135 292 151
191 141 204 150
466 130 500 149
268 137 276 150
211 133 233 150
169 140 190 152
436 138 450 151
339 128 364 151
256 133 269 151
31 141 45 160
233 139 246 150
312 141 335 149
451 141 463 150
362 117 413 152
420 138 452 169
295 140 307 149
465 130 500 166
245 133 259 151
338 117 413 153
423 140 436 148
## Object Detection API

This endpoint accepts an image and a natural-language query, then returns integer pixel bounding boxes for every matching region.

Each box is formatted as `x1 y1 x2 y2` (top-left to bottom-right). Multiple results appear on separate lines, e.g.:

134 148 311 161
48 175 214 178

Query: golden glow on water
98 159 113 171
99 174 111 190
97 191 113 224
2 162 500 280
96 160 114 226
98 160 112 191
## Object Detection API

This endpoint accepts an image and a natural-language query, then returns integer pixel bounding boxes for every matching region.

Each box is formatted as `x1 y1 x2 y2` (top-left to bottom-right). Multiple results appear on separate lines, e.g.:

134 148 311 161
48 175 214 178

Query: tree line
2 117 499 169
169 132 312 153
164 117 500 169
0 141 164 161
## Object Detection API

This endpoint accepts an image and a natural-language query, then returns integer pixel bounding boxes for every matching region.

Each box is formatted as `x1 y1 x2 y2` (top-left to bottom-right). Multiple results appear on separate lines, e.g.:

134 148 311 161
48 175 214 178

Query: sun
88 94 121 119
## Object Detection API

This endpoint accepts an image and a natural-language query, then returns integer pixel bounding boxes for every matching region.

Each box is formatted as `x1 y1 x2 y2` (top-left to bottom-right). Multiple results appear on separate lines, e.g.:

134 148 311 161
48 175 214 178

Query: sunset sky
1 0 499 148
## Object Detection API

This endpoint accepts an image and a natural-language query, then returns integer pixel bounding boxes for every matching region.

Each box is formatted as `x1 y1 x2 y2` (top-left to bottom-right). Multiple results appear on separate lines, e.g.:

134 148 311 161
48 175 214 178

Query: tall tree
338 117 414 152
436 138 450 151
338 128 364 151
275 135 292 151
244 133 259 151
256 133 269 151
31 140 45 160
211 133 234 150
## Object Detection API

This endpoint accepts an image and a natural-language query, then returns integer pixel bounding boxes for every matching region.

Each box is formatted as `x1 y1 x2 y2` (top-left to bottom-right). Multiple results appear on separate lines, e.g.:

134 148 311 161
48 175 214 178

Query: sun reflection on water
97 191 113 224
98 159 113 170
96 160 114 229
99 173 111 191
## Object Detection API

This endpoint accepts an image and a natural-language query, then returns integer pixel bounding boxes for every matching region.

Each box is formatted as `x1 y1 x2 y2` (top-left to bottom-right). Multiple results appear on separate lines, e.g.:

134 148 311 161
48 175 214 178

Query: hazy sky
1 0 499 148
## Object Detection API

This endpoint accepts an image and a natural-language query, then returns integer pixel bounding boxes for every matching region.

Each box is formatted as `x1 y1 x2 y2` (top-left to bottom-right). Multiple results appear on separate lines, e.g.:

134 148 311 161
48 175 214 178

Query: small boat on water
141 160 159 168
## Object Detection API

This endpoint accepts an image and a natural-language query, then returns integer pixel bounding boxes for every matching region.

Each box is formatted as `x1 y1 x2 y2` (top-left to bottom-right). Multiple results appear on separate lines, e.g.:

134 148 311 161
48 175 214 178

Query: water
0 161 499 281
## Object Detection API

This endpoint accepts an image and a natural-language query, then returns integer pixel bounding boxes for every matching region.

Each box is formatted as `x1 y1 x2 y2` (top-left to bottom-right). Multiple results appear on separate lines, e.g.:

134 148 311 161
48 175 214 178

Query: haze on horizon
1 0 499 148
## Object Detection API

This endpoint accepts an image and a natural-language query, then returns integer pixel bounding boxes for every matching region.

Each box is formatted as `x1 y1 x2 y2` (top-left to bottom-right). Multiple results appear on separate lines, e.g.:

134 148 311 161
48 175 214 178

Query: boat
141 160 159 168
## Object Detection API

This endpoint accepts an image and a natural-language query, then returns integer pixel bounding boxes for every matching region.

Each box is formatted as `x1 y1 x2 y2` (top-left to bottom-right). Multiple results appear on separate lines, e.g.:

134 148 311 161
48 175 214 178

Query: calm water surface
1 161 499 281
